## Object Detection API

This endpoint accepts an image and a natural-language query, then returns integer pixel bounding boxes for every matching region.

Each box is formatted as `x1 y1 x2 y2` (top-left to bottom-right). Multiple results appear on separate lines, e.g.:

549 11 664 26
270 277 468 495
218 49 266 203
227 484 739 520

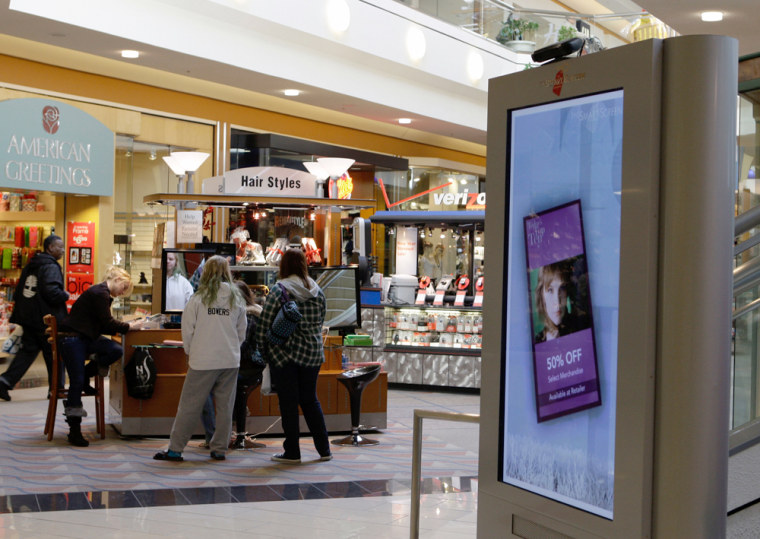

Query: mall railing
410 408 480 539
389 0 667 54
732 201 760 450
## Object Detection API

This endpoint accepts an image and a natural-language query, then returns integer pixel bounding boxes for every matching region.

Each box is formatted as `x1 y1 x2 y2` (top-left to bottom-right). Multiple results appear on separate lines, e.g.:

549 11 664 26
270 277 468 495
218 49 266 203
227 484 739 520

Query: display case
384 305 482 351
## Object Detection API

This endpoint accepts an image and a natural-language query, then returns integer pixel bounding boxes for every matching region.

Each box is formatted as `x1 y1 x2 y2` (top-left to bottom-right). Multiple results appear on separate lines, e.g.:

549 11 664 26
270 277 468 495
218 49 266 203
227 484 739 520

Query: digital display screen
500 90 623 519
524 200 600 422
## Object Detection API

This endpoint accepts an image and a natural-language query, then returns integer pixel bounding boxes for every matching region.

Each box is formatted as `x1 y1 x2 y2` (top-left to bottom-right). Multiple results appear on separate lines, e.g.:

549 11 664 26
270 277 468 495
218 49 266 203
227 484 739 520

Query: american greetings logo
42 106 60 134
541 70 586 96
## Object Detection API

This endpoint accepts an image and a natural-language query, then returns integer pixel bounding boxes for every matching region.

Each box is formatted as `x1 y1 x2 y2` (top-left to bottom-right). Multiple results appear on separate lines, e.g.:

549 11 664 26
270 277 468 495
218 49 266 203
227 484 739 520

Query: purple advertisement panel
524 200 601 422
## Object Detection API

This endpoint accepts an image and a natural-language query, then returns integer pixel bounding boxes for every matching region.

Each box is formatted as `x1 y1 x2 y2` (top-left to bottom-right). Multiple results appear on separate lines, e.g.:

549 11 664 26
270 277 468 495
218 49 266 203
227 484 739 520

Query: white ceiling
0 0 755 152
636 0 759 57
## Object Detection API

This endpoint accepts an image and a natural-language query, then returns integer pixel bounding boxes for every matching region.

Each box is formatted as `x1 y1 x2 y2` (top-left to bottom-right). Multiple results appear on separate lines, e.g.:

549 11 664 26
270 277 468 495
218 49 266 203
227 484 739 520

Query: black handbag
124 347 157 400
266 284 302 345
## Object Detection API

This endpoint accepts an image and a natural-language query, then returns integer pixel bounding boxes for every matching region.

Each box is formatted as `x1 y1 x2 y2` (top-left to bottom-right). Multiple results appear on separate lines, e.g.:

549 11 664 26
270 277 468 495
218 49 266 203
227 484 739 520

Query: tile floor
0 380 480 538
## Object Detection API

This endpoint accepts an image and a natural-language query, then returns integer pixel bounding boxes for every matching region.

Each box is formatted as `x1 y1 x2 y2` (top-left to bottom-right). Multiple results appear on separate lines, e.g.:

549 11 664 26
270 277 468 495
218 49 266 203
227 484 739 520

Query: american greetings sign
0 98 114 196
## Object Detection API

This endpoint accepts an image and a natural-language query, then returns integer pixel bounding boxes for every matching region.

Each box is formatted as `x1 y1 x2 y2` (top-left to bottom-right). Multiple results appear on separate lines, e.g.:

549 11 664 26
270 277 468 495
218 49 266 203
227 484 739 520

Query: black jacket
61 281 129 340
10 252 68 332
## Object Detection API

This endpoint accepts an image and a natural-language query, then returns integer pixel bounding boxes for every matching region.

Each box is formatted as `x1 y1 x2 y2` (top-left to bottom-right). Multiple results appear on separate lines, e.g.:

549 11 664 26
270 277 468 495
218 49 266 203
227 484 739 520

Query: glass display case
384 306 482 351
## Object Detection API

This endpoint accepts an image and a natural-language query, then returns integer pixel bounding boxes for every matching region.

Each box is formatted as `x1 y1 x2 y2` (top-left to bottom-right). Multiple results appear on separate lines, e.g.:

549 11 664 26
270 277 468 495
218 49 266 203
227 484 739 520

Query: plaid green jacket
255 282 326 368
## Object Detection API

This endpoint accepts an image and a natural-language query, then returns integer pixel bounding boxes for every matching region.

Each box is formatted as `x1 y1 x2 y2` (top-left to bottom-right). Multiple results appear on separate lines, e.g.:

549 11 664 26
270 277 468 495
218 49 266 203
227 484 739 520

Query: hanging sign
66 221 95 274
176 210 204 244
395 227 418 275
223 166 316 197
0 98 114 196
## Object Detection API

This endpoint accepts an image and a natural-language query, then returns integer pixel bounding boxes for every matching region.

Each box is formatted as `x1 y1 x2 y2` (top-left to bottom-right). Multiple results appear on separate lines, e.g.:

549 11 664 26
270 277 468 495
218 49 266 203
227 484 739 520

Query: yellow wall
0 53 486 277
0 54 486 168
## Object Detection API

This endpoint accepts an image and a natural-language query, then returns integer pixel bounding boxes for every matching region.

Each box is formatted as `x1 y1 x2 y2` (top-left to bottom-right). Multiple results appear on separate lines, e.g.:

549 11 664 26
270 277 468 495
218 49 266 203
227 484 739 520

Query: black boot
84 361 99 378
65 416 89 447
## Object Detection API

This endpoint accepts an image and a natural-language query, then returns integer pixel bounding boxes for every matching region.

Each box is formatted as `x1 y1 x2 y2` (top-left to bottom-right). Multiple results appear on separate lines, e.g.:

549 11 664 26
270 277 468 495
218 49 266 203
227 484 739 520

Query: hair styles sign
223 167 317 197
0 98 114 196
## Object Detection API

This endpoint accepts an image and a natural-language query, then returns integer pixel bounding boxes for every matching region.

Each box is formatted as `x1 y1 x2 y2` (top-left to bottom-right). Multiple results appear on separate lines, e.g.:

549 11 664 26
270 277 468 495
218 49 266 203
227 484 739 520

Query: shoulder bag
265 284 302 345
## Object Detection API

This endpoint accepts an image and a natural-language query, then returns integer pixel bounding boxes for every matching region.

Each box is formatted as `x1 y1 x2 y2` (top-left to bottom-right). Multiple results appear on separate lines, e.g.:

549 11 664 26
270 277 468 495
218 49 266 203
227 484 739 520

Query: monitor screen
499 89 623 519
160 248 214 315
309 265 361 331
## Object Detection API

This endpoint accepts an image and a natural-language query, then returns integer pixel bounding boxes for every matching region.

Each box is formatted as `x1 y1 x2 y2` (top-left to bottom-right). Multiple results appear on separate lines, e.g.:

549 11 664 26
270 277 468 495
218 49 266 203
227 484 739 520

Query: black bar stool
332 363 381 446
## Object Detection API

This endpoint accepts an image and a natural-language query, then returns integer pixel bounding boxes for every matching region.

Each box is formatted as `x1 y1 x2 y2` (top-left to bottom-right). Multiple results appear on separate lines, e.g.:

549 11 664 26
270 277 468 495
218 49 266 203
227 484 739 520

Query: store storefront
0 52 486 434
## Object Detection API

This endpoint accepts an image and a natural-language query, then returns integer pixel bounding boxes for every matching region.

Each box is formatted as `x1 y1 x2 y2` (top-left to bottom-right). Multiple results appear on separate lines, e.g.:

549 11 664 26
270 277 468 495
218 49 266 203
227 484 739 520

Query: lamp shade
171 151 210 173
162 155 185 176
303 161 329 181
317 157 354 178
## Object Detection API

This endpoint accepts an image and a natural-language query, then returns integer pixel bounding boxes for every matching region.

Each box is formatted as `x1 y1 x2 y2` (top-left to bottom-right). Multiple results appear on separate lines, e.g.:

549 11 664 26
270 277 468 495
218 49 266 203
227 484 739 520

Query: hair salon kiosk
108 167 388 437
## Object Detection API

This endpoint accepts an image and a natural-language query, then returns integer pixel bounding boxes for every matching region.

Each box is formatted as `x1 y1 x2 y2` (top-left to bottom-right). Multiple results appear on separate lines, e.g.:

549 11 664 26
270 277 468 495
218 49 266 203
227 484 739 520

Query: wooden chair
43 314 105 441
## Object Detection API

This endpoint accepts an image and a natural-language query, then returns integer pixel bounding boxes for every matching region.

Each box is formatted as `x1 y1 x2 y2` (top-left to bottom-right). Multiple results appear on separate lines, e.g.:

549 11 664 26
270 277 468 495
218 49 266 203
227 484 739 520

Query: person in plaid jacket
256 248 332 463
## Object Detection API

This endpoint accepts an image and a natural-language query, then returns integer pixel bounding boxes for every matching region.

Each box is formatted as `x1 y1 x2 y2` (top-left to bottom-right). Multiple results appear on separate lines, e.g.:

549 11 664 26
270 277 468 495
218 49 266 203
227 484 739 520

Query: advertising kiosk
478 36 736 538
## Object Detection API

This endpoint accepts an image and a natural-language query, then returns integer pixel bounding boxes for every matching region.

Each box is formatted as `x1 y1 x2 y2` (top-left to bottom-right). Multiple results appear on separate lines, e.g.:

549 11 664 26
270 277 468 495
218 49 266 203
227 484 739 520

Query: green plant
557 25 577 42
496 17 539 44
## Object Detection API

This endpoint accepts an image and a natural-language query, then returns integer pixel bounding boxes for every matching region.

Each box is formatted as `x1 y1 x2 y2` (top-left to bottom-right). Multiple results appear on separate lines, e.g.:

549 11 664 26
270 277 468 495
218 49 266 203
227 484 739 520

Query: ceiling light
406 26 426 62
701 11 723 22
326 0 350 34
304 161 329 181
399 118 412 125
466 51 484 83
121 50 139 59
283 89 300 97
316 157 354 177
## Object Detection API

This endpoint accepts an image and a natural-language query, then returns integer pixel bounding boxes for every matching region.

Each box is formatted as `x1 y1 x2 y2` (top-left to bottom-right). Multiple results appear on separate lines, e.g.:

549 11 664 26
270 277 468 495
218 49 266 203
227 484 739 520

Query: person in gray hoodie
256 248 332 463
154 255 246 462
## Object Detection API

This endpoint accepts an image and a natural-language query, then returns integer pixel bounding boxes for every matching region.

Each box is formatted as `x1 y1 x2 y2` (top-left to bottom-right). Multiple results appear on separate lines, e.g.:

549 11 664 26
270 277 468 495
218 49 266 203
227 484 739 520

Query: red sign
66 221 95 273
66 272 94 310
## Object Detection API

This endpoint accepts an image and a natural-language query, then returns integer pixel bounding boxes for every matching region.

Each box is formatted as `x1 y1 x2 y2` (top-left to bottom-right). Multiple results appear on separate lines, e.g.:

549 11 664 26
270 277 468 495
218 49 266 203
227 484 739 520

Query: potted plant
557 25 578 42
496 16 539 54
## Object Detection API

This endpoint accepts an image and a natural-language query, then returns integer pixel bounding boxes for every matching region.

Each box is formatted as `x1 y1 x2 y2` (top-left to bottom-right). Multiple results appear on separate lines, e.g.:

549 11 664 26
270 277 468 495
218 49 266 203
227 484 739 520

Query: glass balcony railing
732 75 760 432
391 0 675 55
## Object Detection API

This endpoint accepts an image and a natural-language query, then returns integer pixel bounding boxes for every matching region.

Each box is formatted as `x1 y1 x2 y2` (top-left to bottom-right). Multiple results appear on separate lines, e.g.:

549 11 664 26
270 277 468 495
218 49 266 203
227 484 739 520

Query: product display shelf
384 304 483 352
0 211 55 222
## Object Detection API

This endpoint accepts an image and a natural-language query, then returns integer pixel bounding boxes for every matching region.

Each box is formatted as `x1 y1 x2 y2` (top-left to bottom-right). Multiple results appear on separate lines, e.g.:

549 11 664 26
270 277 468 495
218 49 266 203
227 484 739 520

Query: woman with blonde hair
154 255 246 462
60 266 141 446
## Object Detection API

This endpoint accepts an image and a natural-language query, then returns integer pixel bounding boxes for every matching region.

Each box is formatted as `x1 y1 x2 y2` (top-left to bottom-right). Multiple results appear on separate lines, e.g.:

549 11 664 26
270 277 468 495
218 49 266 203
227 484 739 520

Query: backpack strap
278 283 291 304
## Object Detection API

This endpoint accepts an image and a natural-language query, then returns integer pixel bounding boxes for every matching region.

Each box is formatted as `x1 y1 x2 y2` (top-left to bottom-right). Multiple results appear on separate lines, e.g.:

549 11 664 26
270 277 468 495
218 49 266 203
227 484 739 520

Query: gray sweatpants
168 367 238 455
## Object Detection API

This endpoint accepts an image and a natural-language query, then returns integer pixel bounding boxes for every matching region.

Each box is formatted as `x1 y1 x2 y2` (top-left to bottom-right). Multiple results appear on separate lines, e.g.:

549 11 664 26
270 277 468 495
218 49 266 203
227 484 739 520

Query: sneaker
210 451 226 461
0 382 10 402
153 450 183 462
198 441 211 449
97 364 110 378
271 453 301 464
318 453 333 461
82 384 98 396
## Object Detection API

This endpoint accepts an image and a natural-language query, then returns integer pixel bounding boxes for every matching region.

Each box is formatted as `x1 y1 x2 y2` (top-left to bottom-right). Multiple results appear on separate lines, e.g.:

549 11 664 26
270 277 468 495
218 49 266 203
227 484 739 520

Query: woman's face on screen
166 253 177 272
542 274 567 326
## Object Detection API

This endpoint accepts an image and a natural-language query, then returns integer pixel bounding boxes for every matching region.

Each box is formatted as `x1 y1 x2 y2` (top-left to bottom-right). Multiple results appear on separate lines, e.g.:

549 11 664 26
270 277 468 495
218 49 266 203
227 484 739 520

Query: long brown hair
278 248 309 287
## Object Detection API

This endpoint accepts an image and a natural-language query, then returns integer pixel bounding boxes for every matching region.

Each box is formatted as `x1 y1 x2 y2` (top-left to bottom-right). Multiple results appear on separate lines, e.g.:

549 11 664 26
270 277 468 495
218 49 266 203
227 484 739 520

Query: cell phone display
524 200 600 422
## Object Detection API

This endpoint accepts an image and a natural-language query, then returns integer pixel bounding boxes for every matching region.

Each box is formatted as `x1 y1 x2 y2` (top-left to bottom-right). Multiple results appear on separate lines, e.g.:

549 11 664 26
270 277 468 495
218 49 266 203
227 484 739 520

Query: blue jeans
60 335 123 408
270 362 330 458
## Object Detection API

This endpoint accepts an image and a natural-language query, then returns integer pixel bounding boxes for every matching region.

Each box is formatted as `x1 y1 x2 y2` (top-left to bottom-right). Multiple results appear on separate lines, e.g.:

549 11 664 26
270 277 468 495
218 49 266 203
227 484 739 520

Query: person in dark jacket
60 266 141 446
0 235 68 401
256 248 332 463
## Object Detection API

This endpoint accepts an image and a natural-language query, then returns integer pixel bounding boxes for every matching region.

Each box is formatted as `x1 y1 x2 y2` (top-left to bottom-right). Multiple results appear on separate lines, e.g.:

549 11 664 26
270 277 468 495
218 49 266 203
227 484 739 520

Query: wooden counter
109 329 387 437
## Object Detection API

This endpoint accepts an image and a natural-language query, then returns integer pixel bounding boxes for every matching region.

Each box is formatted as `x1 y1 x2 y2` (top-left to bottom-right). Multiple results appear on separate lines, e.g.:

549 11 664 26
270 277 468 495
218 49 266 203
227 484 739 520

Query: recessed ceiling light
701 11 723 22
121 50 139 59
283 89 300 97
398 118 412 124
